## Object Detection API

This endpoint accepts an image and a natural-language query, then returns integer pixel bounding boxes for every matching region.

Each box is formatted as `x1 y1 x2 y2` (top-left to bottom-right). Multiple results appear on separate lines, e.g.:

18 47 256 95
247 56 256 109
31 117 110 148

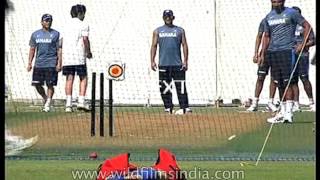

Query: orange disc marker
108 64 123 78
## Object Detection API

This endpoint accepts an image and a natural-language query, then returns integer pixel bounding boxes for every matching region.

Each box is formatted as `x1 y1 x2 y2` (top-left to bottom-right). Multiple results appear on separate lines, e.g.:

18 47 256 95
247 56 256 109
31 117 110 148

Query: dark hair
70 4 86 18
292 6 301 14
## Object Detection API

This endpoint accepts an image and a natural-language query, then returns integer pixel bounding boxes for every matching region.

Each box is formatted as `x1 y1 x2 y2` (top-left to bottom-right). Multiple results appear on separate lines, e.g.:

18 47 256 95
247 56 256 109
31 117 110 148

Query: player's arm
259 32 270 66
83 36 92 59
56 37 62 72
181 29 189 71
295 20 311 53
305 27 315 49
253 32 263 63
82 24 92 59
294 11 311 53
27 34 36 72
27 47 36 72
150 30 158 71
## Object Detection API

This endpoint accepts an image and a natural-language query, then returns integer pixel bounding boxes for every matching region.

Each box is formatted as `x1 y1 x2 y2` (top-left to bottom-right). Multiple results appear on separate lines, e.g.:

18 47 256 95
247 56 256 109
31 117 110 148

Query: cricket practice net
5 0 315 161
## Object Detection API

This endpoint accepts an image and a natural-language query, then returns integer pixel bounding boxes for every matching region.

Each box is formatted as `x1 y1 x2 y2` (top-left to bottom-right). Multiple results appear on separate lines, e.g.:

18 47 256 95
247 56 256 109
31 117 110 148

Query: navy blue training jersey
156 25 183 66
258 18 266 33
29 28 60 68
264 7 305 51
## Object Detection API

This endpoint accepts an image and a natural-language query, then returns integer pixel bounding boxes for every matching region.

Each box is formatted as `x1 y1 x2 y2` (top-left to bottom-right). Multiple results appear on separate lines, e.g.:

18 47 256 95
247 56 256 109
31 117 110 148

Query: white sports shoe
164 108 174 114
310 104 316 112
267 113 284 124
77 102 91 111
292 104 301 112
283 113 293 123
185 108 192 113
246 104 258 112
266 103 279 112
42 106 50 112
175 108 192 115
65 106 73 112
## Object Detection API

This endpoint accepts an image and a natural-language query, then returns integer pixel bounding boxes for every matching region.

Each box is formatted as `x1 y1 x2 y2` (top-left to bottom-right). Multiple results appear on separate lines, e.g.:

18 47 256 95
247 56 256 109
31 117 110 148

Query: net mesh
5 0 315 161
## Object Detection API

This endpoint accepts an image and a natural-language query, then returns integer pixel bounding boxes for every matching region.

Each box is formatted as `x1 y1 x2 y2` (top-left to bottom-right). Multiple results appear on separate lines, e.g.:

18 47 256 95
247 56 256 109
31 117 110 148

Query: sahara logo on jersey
268 18 287 26
159 32 177 38
35 38 52 43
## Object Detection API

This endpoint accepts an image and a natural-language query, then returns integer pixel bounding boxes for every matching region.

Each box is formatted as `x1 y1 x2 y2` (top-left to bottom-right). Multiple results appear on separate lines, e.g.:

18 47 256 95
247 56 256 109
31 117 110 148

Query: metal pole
109 79 113 137
91 72 96 136
100 73 104 136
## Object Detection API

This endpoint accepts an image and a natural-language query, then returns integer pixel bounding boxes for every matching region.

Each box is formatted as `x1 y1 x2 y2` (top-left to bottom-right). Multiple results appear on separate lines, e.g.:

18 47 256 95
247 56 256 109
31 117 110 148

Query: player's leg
31 67 47 106
63 66 76 112
267 51 286 123
266 78 279 112
43 67 58 112
77 65 90 111
302 79 315 110
247 76 265 112
173 66 191 114
281 49 299 123
291 55 302 112
292 83 301 112
248 52 271 111
159 66 174 113
299 54 314 110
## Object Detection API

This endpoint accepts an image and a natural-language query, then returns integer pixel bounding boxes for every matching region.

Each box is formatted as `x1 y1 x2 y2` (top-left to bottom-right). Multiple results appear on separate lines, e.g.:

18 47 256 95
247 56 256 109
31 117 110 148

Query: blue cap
163 9 173 17
41 14 52 21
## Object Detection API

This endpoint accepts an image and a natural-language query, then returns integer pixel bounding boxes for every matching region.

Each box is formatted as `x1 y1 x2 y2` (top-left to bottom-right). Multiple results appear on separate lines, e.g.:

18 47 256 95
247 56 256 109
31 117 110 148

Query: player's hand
181 62 188 71
56 63 62 72
27 64 32 72
257 55 264 66
151 61 157 71
253 53 258 63
86 52 93 59
257 51 266 66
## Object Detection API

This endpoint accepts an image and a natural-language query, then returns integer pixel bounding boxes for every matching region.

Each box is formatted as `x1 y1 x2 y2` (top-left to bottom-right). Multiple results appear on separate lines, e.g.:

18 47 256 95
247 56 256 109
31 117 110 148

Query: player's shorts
62 65 87 76
31 67 58 86
158 65 185 81
296 53 309 78
257 54 270 76
266 49 298 86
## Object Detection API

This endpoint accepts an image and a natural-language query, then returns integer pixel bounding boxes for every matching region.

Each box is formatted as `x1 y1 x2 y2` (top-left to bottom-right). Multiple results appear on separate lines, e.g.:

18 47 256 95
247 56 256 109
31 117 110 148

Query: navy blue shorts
257 54 270 77
266 49 298 85
62 65 87 77
297 54 309 78
31 67 58 86
158 66 186 81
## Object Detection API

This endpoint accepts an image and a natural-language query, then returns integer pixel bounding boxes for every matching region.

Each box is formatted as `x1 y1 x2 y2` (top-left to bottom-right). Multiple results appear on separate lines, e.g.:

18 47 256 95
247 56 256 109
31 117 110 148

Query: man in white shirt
62 4 92 112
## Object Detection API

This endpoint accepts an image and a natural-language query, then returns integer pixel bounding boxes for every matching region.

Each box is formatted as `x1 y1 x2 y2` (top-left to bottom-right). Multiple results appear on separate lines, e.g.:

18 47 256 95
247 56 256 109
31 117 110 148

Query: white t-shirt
62 18 89 66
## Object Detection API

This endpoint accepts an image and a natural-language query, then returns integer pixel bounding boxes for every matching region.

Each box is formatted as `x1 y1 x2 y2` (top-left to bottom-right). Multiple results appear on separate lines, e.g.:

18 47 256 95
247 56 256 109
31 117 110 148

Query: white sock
268 98 274 104
66 95 72 107
309 98 314 105
294 101 299 107
45 98 51 107
253 97 259 106
280 101 286 115
78 96 85 104
286 100 293 114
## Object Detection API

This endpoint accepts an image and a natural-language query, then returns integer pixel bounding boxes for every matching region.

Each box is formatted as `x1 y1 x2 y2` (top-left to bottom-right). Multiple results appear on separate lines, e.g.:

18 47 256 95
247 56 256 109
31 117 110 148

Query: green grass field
5 160 315 180
5 103 316 179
